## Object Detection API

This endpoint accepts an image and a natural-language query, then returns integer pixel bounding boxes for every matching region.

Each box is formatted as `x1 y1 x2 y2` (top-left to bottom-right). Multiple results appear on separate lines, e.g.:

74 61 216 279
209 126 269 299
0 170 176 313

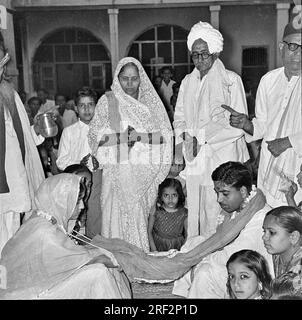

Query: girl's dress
152 206 187 251
273 246 302 277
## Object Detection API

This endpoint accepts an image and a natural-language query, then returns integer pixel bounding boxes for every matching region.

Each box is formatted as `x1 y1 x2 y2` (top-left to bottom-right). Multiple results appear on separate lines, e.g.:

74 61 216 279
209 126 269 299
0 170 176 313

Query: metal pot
36 113 58 138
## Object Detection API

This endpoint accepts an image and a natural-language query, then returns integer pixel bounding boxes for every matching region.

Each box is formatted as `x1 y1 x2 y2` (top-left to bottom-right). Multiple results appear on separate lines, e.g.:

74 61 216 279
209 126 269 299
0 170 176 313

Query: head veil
88 57 172 225
34 173 82 230
0 174 106 299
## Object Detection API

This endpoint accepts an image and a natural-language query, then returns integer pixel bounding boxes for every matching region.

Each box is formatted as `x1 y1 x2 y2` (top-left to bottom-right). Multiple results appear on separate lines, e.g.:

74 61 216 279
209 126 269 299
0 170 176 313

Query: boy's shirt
160 79 176 107
56 120 91 170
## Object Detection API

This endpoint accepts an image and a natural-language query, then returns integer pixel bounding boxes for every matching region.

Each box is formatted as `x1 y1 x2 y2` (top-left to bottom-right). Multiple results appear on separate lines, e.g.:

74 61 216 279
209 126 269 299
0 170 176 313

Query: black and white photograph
0 0 301 310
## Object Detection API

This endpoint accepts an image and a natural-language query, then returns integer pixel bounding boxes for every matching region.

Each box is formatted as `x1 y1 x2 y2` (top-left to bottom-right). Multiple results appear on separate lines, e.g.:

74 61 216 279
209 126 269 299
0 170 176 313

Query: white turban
187 21 224 54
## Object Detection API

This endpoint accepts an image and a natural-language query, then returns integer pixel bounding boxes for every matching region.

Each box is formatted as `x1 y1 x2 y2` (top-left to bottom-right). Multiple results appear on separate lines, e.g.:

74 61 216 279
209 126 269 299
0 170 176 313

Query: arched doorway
33 28 112 98
127 24 193 82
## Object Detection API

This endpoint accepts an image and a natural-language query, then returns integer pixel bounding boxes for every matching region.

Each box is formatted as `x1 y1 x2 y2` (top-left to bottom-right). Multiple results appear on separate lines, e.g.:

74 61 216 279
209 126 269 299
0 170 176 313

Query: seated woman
0 173 131 299
88 57 172 252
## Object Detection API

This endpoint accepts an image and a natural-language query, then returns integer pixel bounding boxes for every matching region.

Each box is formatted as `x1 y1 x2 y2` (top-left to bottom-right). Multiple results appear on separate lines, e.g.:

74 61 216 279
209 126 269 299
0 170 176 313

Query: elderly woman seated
0 173 131 299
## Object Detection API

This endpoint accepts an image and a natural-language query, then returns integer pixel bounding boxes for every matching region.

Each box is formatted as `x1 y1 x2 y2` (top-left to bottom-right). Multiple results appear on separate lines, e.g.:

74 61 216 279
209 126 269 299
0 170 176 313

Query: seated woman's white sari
0 174 131 299
88 57 173 252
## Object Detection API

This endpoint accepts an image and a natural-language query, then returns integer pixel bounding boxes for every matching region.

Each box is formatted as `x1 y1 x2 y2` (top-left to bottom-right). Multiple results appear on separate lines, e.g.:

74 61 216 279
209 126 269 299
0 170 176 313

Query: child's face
262 215 293 255
76 96 96 124
169 163 184 177
162 70 172 82
161 187 179 211
154 77 162 89
297 164 302 189
228 261 260 299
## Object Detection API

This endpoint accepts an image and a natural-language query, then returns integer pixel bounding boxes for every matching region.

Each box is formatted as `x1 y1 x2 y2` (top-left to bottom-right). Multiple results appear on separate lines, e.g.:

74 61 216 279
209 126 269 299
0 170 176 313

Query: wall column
108 8 119 77
0 0 18 89
210 5 221 30
19 15 34 97
276 3 290 68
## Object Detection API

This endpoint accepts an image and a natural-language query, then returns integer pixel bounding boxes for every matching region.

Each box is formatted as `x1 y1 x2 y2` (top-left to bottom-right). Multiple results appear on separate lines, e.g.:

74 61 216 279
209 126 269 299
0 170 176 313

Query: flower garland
216 185 257 225
36 210 57 225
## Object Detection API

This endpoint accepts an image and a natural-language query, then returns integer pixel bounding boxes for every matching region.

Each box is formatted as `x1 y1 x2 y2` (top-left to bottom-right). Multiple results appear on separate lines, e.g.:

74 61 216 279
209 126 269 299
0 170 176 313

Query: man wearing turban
173 21 249 239
227 19 302 208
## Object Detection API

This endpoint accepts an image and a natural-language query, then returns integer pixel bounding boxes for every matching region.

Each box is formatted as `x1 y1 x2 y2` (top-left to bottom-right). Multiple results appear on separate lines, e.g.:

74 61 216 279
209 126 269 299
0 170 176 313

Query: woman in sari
0 173 131 299
88 57 173 252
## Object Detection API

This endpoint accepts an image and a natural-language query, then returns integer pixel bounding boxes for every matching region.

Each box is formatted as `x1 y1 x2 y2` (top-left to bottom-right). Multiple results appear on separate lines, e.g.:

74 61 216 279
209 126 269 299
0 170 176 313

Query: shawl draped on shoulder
92 189 266 282
0 174 119 299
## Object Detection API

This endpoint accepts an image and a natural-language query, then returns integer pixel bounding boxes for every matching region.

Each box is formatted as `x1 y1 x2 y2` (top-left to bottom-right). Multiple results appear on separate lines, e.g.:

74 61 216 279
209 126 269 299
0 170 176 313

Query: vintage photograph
0 0 301 304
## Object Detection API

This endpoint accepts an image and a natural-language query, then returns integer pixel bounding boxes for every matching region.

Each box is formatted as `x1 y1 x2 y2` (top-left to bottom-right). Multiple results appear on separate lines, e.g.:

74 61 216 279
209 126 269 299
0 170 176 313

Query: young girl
262 206 302 278
226 249 272 299
148 178 187 252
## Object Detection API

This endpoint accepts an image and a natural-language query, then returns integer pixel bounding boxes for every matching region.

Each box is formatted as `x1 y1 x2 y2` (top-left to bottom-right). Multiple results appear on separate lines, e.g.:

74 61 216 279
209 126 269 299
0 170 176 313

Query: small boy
159 66 176 108
56 87 97 170
57 87 102 238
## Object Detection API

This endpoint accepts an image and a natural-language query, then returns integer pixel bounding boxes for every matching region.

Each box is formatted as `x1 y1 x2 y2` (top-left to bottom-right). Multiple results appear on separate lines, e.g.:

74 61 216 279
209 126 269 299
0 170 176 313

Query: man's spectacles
283 41 302 52
191 51 212 60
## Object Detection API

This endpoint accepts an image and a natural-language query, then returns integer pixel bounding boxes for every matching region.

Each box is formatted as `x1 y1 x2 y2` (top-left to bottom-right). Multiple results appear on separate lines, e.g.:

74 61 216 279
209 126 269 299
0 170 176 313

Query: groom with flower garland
173 161 274 298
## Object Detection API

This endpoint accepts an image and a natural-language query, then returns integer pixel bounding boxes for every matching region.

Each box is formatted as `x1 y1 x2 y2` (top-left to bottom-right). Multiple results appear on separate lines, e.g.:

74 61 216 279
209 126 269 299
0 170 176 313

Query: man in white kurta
0 50 45 256
159 67 176 108
172 161 274 298
227 22 302 208
173 21 249 239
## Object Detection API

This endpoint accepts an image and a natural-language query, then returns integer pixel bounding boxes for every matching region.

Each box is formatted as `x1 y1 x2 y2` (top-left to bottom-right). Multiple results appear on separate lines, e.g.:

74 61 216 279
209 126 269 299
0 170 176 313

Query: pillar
210 5 221 30
108 8 119 77
276 3 290 68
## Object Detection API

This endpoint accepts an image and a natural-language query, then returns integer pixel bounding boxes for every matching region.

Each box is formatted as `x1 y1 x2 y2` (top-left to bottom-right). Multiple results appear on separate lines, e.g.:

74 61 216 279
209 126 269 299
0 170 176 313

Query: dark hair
37 88 48 94
211 161 253 193
226 249 272 299
75 86 98 105
118 62 139 77
160 66 173 74
63 164 92 176
27 96 42 106
271 271 302 299
157 178 185 209
265 206 302 235
55 93 67 101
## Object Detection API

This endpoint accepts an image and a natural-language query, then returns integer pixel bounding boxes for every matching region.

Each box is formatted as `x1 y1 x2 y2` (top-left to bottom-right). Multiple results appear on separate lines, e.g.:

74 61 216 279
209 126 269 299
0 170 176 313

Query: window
33 28 111 98
242 46 268 96
128 25 193 82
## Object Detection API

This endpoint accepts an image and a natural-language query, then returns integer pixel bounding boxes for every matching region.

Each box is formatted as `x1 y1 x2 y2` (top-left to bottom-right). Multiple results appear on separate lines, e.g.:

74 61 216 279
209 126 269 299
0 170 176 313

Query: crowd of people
0 18 301 300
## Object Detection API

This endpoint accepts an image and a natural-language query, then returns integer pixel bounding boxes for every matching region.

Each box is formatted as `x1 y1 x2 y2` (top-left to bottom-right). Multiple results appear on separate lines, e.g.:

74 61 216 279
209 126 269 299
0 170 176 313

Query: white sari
88 57 173 252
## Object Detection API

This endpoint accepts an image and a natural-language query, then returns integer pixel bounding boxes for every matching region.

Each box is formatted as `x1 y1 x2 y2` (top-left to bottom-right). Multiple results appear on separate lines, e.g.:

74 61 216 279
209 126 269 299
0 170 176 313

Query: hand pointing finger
221 104 241 116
